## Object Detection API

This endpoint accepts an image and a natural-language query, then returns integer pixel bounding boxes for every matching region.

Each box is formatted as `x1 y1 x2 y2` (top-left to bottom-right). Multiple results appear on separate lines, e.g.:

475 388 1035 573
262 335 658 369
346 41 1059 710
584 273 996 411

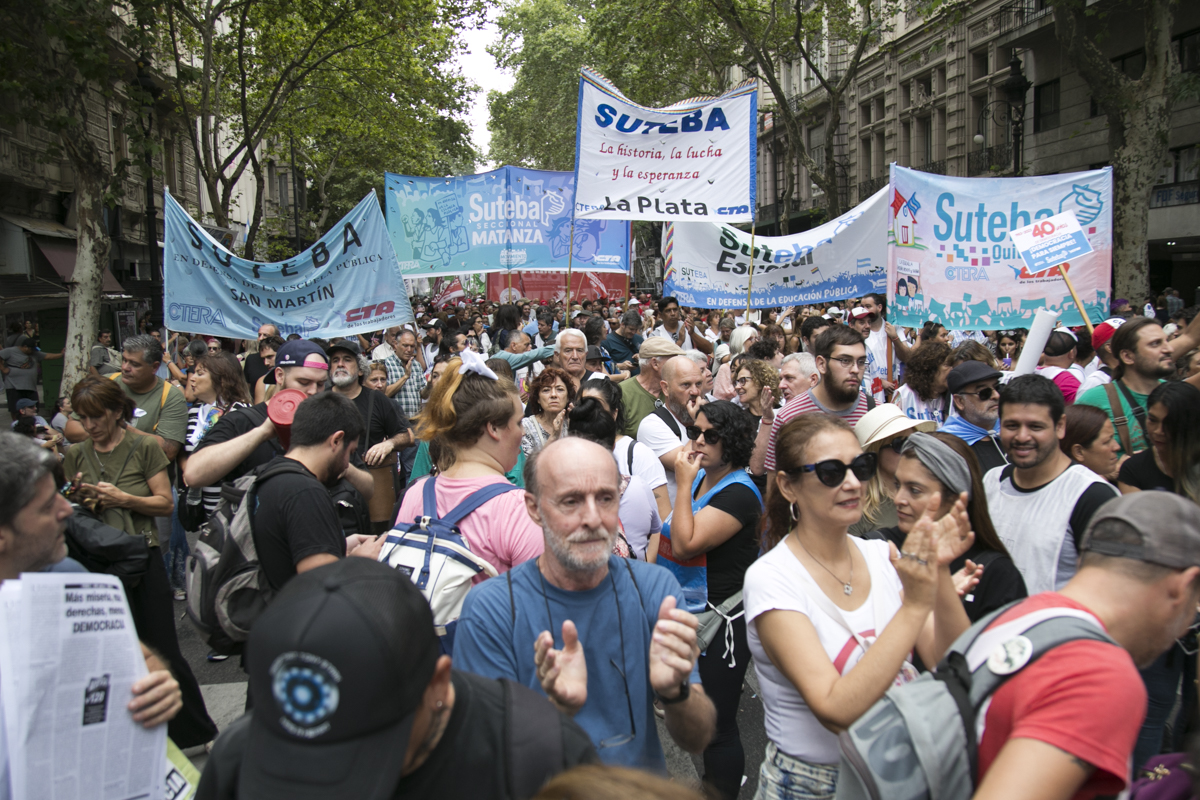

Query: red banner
485 271 627 303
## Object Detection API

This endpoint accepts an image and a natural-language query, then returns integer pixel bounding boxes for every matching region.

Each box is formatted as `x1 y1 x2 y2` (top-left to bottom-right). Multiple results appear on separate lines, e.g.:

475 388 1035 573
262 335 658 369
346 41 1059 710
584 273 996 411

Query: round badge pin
986 635 1034 676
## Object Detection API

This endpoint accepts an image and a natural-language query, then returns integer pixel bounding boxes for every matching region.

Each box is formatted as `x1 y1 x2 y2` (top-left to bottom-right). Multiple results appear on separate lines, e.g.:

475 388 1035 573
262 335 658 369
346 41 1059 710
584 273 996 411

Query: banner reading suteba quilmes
385 167 629 278
163 190 414 339
887 165 1112 329
574 67 757 223
663 188 888 308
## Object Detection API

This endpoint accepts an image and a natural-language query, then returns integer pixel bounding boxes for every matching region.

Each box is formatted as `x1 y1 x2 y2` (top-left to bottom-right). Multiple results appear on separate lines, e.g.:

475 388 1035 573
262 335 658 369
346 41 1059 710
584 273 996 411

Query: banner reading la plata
663 188 888 309
163 190 414 339
573 67 757 223
887 165 1112 330
385 166 629 278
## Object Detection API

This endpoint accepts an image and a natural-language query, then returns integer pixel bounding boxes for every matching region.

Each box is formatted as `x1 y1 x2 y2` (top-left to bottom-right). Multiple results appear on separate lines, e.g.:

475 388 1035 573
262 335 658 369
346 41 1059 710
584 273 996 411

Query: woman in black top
660 400 762 800
1118 381 1200 498
880 431 1026 623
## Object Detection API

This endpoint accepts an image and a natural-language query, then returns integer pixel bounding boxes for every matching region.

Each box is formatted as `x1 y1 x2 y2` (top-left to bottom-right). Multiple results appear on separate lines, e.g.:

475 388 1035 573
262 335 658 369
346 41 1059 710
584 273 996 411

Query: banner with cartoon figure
661 187 889 309
887 165 1112 329
573 67 758 223
163 189 414 339
384 167 629 277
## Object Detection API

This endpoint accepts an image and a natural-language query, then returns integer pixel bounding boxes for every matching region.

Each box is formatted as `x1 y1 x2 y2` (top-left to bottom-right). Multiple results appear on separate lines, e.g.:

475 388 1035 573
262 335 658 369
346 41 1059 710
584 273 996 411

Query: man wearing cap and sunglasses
968 492 1200 800
940 360 1008 473
197 558 598 799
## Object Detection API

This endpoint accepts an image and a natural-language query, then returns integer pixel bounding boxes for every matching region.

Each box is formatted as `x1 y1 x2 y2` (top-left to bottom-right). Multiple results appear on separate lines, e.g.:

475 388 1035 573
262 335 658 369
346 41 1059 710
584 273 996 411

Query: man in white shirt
648 297 713 355
637 356 705 505
860 293 910 384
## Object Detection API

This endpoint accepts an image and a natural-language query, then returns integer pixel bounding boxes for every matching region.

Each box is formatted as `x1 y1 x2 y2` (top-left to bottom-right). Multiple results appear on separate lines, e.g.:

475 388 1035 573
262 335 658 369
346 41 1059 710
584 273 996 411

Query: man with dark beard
764 326 873 500
196 558 597 799
453 438 716 771
637 355 705 504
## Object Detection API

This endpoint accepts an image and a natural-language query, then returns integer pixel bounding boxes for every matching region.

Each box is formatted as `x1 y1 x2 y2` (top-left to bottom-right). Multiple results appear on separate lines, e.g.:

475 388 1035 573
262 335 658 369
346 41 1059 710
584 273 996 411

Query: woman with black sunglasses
743 413 972 799
657 400 763 800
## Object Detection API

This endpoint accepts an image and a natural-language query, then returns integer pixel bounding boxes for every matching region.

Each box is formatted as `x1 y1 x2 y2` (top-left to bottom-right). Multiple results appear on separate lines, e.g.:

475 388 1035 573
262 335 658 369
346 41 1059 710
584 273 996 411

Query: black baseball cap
327 338 362 358
275 339 329 370
947 360 1002 394
238 558 440 799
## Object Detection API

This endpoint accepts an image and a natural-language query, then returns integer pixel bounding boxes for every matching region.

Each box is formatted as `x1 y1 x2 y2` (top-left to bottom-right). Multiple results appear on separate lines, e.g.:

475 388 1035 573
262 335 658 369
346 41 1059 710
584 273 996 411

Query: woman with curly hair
658 399 764 800
892 341 953 424
735 358 781 492
521 366 575 455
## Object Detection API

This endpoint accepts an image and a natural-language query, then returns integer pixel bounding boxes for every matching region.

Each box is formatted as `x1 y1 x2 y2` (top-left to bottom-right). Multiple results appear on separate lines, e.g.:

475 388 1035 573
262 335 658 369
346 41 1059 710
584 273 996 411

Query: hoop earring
790 503 799 523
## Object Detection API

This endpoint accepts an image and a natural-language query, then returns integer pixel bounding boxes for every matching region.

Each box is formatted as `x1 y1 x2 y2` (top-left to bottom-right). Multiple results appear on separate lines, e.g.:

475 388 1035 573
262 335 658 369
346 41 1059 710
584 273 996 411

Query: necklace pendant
843 583 853 596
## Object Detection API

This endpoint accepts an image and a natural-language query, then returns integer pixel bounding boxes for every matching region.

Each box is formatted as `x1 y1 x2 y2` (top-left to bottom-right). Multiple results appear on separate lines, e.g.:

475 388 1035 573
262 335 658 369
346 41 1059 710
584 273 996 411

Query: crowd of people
3 287 1200 800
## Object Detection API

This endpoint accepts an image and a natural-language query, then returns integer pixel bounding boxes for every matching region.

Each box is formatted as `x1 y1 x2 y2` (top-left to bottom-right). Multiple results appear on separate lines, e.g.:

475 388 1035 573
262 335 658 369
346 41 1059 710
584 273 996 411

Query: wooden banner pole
1060 266 1094 335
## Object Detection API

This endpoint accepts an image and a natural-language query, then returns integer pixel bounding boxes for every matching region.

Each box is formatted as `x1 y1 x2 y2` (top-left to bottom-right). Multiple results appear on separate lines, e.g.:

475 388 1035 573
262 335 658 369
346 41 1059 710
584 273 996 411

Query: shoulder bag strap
360 389 376 460
626 439 636 474
652 405 682 438
1115 379 1148 428
1103 382 1133 455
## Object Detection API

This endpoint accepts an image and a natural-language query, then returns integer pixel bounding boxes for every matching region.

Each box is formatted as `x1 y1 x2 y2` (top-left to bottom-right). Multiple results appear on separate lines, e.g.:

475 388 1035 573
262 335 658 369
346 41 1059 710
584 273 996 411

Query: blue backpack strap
439 482 524 528
421 476 440 520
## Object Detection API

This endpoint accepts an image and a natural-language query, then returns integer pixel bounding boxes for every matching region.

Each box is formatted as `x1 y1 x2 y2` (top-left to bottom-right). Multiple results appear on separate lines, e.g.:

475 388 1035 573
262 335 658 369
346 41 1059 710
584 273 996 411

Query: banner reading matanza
164 190 414 339
385 166 630 278
887 164 1112 330
573 67 757 223
663 188 889 309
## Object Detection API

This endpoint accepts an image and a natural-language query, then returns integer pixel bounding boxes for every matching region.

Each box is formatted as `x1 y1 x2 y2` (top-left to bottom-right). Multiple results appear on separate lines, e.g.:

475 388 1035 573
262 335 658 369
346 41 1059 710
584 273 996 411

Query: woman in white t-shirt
744 413 973 799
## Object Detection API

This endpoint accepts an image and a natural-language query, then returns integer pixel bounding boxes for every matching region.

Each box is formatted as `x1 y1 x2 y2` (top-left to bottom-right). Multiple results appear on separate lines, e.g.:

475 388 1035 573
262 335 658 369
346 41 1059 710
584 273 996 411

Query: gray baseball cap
1080 493 1200 570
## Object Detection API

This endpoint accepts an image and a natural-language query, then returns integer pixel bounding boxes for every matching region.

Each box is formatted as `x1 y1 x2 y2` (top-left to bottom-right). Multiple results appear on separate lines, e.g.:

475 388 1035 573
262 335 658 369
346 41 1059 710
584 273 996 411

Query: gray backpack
835 604 1117 800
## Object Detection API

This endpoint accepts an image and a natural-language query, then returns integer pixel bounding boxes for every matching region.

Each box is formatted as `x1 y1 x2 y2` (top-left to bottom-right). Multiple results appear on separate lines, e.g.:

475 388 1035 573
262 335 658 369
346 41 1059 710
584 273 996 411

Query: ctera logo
345 301 395 323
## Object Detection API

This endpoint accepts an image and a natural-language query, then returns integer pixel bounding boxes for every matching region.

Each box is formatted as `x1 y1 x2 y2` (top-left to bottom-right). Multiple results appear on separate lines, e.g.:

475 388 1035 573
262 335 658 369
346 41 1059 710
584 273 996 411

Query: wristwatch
654 681 691 705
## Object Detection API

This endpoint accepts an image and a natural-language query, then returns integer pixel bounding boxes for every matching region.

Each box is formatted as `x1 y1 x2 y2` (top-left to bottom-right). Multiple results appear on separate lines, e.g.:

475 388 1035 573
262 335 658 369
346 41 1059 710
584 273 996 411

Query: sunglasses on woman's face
790 452 877 488
686 425 721 445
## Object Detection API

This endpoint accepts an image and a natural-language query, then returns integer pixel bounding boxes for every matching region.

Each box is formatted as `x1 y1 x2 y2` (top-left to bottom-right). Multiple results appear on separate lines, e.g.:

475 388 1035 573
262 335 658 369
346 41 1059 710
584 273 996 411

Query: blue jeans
163 499 190 593
1133 645 1184 770
754 742 839 800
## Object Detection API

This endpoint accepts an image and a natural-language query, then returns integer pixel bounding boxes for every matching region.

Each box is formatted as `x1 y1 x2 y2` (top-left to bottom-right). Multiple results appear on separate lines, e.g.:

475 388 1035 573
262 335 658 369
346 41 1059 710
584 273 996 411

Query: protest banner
661 187 889 309
887 164 1112 329
485 270 628 303
384 166 629 277
163 190 413 340
573 67 757 223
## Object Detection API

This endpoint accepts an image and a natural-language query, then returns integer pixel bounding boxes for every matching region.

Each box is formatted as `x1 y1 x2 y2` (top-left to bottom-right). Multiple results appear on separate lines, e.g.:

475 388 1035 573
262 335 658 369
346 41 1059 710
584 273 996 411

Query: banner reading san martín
663 187 888 309
887 164 1112 329
385 167 629 278
573 67 757 223
164 190 414 339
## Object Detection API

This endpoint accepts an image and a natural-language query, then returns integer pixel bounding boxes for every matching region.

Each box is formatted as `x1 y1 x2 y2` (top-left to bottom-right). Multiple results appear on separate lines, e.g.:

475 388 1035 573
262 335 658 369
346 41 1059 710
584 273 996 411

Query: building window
1158 145 1200 184
1113 49 1145 79
860 101 872 125
860 136 873 180
1175 28 1200 73
1033 80 1060 133
971 50 989 81
110 114 126 168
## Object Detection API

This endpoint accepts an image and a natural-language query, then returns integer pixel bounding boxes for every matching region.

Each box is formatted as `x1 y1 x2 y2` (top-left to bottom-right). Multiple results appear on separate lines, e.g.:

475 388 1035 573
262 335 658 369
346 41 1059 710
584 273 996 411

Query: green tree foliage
487 0 742 170
163 0 481 256
0 0 159 387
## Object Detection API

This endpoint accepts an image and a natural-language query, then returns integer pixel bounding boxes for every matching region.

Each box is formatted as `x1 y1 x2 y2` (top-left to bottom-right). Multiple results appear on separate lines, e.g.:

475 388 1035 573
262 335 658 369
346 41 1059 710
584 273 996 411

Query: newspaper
0 573 165 800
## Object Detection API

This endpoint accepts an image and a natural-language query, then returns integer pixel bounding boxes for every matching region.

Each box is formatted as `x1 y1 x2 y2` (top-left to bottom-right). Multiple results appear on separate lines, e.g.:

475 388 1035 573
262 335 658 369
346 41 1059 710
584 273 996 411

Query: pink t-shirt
394 475 544 582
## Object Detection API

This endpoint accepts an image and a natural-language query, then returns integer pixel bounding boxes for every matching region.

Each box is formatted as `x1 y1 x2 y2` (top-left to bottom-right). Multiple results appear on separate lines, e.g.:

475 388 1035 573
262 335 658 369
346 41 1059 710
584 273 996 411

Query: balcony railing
968 144 1013 175
998 0 1052 36
914 159 947 176
858 176 888 199
1150 180 1200 209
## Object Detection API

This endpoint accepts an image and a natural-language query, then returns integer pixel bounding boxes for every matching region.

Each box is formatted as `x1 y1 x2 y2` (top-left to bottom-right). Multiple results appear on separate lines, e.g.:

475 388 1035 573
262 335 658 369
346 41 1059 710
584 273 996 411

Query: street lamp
972 55 1032 174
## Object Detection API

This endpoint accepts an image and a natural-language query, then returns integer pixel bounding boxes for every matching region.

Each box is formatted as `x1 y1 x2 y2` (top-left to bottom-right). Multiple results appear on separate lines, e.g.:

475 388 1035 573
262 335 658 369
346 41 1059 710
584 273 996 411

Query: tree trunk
1051 0 1176 304
61 146 110 393
823 102 844 218
243 149 266 261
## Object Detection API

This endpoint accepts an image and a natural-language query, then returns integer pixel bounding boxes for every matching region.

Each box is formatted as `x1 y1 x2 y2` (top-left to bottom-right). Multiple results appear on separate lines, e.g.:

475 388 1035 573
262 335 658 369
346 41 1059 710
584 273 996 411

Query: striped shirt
386 355 427 421
764 390 871 471
185 402 248 513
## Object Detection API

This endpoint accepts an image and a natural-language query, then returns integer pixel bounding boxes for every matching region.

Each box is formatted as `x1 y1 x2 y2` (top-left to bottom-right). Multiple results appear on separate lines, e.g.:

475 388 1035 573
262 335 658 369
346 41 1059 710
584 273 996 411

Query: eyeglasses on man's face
828 356 868 369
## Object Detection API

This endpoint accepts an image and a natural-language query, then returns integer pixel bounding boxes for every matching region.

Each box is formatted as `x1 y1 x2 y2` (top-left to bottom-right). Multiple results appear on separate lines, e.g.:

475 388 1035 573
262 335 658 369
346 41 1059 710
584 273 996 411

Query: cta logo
345 301 395 323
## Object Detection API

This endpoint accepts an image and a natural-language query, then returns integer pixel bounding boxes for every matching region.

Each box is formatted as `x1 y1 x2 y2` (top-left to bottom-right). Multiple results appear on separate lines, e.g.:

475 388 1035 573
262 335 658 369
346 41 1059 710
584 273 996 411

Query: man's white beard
331 370 357 388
